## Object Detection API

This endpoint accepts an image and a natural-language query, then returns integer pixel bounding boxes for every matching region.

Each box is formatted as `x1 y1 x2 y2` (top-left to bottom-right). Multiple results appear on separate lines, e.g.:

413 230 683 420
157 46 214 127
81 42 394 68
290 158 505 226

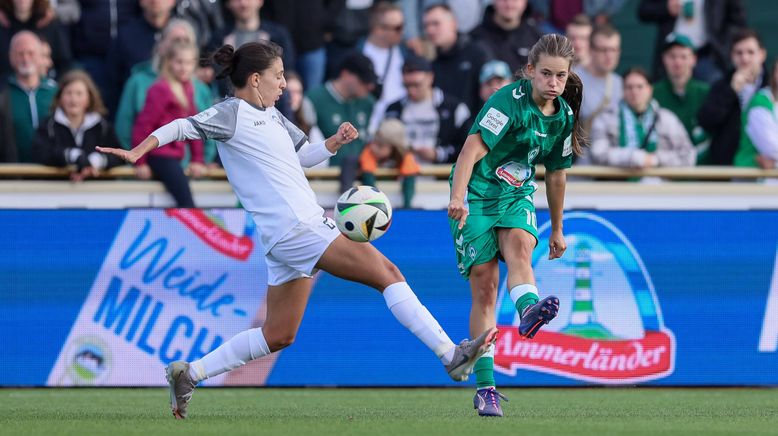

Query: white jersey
151 97 334 252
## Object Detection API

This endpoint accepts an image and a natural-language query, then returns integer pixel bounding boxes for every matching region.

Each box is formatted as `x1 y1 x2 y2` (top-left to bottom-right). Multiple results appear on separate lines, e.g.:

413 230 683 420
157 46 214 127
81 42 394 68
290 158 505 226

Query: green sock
474 356 495 389
515 291 539 317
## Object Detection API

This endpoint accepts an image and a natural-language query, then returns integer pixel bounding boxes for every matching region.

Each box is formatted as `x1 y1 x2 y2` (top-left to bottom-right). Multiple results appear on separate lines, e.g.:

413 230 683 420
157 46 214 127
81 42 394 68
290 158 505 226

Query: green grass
0 388 776 436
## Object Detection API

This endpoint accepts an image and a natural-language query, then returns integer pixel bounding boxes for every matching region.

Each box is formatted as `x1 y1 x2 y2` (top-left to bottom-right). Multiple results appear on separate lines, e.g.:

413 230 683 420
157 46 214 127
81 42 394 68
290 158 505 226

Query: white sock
482 343 495 359
383 282 456 364
188 327 271 383
510 284 539 316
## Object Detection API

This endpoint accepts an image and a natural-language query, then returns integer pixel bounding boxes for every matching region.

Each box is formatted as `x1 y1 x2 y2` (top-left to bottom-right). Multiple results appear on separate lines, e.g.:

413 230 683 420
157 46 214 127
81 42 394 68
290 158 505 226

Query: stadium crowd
0 0 773 207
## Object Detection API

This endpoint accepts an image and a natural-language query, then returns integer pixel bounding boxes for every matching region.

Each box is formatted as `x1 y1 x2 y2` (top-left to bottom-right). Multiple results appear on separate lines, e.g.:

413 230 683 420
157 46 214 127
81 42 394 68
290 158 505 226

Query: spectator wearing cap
653 33 710 163
423 3 489 115
638 0 746 83
305 52 377 192
698 29 769 165
384 55 471 165
479 59 513 104
470 0 542 73
359 118 420 208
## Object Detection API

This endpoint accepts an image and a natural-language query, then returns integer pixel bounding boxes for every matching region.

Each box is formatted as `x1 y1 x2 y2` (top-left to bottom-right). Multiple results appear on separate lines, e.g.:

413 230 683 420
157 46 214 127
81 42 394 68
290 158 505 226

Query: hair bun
213 44 235 66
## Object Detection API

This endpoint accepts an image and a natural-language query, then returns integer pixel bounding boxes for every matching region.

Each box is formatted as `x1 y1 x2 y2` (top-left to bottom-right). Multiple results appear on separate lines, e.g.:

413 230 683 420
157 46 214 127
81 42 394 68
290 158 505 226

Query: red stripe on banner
166 209 254 261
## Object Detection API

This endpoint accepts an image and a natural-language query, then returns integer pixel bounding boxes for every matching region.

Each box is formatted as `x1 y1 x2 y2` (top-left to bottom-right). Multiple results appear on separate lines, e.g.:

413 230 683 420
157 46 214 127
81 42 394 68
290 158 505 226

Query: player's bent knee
472 286 498 308
264 330 297 352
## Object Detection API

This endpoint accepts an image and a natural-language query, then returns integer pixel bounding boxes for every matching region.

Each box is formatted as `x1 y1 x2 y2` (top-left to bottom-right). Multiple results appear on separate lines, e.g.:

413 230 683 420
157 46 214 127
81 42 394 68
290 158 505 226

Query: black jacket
384 89 472 164
638 0 746 79
470 5 542 73
71 0 140 57
432 34 490 115
697 67 770 165
32 114 125 170
261 0 344 54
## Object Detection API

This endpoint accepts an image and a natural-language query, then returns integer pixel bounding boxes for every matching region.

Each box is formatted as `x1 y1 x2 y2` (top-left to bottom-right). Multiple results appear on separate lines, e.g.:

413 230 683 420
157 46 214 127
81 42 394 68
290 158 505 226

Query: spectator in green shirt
304 52 377 192
652 33 710 164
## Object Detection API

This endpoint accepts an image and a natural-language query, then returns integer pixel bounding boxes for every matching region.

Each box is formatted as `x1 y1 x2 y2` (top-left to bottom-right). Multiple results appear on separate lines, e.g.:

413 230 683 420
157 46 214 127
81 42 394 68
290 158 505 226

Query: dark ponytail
562 70 586 156
210 41 284 88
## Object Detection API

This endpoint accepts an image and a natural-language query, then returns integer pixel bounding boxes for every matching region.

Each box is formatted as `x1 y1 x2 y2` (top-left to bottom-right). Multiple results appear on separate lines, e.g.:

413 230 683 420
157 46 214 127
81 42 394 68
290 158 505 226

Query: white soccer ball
334 186 393 242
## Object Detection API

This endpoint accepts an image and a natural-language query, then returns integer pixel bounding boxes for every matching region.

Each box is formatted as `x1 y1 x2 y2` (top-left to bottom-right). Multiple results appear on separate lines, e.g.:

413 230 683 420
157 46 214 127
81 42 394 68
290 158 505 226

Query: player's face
169 49 197 83
731 37 766 73
591 34 621 74
60 80 90 118
623 73 652 112
256 57 286 106
662 46 695 82
528 54 570 101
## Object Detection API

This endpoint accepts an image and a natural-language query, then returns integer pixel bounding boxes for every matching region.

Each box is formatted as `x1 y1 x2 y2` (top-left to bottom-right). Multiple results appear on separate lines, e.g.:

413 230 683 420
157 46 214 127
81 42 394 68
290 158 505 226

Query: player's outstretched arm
96 135 160 165
545 169 567 260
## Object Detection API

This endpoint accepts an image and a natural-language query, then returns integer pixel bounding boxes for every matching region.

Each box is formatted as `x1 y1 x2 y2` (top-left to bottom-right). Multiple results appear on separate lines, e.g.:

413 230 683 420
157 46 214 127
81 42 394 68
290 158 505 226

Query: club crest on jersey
495 161 531 187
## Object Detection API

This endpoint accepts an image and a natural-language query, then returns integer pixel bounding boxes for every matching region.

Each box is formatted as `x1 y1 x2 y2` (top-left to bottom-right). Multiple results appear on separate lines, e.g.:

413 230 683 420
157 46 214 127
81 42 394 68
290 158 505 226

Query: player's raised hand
96 146 141 164
448 198 469 230
548 230 567 260
337 122 359 145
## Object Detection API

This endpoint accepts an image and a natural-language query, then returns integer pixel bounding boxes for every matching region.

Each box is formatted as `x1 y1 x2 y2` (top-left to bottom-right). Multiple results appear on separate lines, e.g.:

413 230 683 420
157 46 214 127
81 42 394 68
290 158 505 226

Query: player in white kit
97 41 497 419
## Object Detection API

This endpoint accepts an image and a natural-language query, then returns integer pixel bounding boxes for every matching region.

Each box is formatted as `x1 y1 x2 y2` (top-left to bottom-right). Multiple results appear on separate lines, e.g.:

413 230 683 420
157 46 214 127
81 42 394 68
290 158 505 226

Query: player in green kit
448 34 585 417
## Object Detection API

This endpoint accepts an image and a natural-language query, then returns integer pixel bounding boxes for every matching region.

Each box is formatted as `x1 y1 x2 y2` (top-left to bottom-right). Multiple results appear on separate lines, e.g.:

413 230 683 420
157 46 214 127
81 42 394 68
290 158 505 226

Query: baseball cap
663 32 694 52
339 52 378 85
375 119 407 151
402 54 433 74
479 60 513 84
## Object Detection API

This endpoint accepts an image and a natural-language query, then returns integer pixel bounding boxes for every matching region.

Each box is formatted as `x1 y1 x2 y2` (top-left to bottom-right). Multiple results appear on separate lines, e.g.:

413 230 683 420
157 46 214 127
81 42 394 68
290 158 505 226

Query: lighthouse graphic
493 212 675 384
561 241 617 340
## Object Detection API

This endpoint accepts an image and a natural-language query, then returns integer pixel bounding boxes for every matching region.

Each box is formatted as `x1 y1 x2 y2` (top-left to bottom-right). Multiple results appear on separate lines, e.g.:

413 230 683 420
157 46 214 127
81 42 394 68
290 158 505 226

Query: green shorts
449 197 538 279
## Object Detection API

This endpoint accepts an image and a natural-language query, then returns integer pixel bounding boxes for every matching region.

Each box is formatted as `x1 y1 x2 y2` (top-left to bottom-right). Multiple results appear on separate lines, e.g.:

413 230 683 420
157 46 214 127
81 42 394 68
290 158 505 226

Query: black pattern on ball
345 221 355 231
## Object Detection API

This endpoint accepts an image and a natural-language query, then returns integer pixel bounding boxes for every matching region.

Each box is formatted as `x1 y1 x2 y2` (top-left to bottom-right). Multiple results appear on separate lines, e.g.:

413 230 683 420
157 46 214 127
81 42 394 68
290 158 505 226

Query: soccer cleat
473 387 509 417
166 360 197 419
445 327 499 382
519 295 560 339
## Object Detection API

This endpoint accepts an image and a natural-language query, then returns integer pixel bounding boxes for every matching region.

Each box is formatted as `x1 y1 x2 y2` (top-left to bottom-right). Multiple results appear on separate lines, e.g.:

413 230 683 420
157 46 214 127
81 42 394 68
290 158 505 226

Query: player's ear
526 63 535 76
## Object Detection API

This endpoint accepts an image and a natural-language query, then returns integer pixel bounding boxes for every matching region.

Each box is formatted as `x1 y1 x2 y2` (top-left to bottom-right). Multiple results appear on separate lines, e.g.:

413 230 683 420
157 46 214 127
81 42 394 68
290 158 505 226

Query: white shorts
265 214 341 286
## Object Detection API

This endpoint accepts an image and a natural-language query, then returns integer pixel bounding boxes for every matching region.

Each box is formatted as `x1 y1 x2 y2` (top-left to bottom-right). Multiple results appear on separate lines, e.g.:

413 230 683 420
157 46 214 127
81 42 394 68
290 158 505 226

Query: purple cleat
519 296 559 339
473 387 509 417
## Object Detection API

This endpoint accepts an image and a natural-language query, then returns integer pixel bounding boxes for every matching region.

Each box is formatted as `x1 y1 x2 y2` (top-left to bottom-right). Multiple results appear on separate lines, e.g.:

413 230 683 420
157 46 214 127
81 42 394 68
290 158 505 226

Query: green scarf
619 99 659 152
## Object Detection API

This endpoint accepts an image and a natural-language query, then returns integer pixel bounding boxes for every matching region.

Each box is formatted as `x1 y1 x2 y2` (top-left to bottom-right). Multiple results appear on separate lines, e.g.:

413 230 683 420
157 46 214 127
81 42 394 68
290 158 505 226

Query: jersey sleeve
186 98 240 142
468 89 514 150
543 121 574 172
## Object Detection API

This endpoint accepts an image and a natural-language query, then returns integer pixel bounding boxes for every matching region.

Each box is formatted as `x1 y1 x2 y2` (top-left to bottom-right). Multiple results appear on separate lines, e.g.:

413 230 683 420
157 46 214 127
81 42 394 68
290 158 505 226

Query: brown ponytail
562 70 585 156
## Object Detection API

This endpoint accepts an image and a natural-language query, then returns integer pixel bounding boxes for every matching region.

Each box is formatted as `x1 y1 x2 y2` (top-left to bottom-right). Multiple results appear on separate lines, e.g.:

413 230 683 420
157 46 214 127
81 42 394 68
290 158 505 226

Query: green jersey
736 87 774 167
460 79 574 216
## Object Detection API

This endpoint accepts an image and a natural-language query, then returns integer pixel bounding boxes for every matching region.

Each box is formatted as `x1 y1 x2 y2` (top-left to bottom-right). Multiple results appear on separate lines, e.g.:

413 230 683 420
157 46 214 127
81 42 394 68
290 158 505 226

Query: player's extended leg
469 259 508 417
166 278 314 419
497 228 559 339
316 234 498 381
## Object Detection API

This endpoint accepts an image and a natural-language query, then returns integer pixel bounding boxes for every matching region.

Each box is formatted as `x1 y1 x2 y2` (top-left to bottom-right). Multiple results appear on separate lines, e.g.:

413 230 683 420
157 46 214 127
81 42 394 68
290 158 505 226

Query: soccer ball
334 186 393 242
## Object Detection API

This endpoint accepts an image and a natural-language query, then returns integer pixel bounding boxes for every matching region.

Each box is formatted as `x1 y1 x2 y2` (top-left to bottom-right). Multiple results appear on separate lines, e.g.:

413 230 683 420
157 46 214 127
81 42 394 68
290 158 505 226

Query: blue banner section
1 210 777 386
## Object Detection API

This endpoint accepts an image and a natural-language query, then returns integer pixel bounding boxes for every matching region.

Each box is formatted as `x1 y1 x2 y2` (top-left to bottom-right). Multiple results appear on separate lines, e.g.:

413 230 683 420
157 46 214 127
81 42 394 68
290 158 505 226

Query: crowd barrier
1 209 777 386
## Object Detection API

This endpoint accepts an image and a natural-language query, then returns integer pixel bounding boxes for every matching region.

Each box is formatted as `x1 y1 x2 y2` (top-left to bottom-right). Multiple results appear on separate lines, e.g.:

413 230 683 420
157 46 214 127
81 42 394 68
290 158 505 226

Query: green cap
663 32 694 52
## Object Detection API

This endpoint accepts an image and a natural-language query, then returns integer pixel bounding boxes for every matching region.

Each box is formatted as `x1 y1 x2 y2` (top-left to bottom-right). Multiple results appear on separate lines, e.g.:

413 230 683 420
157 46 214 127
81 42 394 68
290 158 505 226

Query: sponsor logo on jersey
254 120 265 127
495 161 531 187
513 86 525 100
480 108 509 135
534 130 547 137
494 213 676 384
